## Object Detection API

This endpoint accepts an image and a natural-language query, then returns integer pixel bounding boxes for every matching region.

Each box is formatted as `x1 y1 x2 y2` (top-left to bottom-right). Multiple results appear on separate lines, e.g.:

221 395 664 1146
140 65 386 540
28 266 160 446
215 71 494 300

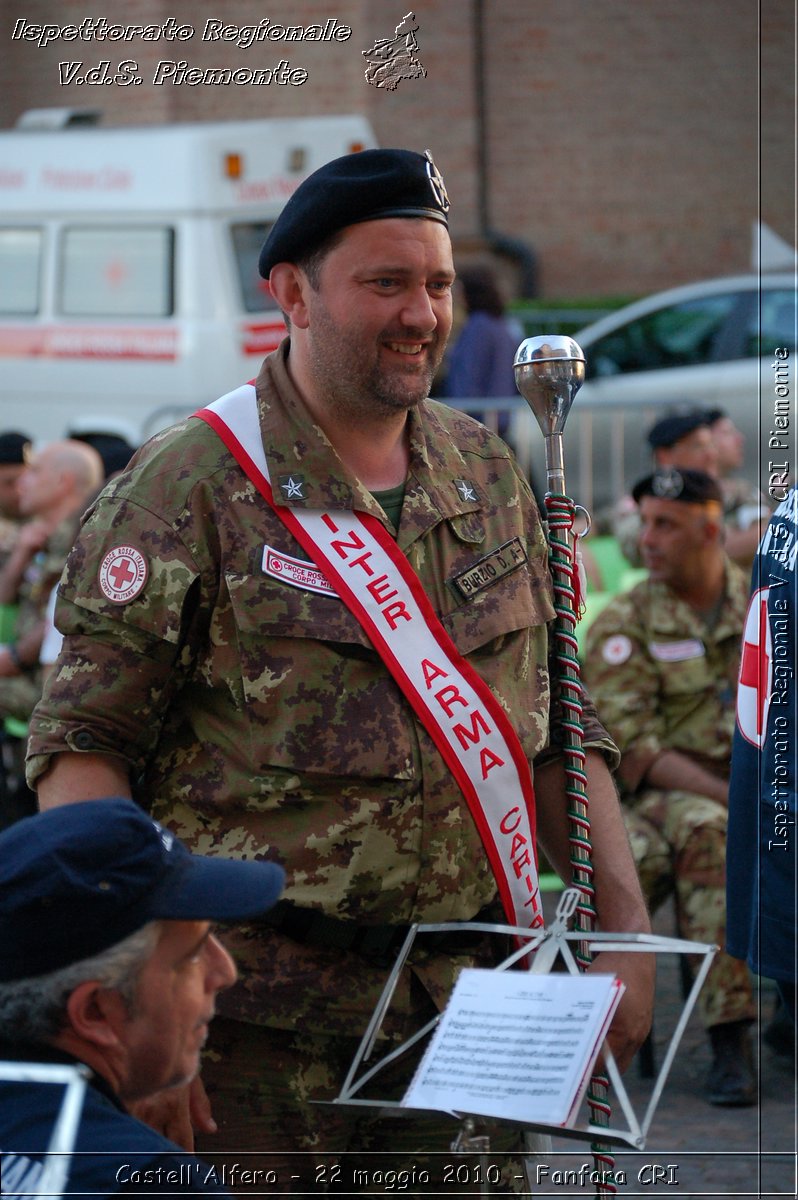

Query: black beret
0 432 31 466
632 467 723 506
646 409 711 449
259 148 450 277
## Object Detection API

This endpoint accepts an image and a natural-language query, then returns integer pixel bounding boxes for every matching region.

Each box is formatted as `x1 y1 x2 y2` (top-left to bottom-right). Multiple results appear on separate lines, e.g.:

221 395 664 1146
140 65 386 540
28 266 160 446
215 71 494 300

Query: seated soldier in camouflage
584 467 756 1106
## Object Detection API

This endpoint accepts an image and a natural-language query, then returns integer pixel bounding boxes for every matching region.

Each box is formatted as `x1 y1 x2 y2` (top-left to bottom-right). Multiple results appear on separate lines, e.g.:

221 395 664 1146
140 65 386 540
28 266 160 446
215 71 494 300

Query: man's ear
65 981 128 1050
268 264 312 330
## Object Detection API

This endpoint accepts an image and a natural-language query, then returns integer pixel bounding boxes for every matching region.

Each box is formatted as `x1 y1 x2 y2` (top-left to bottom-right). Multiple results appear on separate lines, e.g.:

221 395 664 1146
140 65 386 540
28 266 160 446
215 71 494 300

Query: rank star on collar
454 479 478 503
279 474 305 500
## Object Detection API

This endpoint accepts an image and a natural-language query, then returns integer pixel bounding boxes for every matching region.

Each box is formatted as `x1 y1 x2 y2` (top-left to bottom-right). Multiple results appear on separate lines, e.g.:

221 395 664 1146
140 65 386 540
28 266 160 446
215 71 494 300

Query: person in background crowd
705 406 771 565
35 431 133 686
27 148 653 1191
443 264 524 437
70 430 136 483
0 432 32 571
0 796 284 1198
0 440 104 725
585 467 757 1107
727 487 797 1039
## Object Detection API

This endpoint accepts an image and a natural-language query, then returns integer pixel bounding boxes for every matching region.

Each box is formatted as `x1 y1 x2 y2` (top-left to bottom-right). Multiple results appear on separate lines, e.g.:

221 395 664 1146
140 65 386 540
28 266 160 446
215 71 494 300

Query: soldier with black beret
614 408 769 570
27 147 653 1186
585 467 757 1106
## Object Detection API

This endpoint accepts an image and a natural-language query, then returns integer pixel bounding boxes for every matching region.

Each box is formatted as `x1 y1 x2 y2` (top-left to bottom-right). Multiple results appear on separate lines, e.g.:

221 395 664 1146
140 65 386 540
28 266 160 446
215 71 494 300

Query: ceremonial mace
514 336 618 1197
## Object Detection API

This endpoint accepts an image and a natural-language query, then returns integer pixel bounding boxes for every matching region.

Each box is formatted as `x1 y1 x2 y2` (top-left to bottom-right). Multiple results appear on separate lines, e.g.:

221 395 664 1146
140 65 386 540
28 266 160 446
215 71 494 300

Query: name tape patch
648 638 705 662
449 537 527 601
262 546 338 597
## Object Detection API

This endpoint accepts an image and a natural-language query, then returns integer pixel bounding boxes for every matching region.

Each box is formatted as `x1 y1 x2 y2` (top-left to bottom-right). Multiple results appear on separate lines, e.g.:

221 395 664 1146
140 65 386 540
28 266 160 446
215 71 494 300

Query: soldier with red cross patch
25 148 654 1186
584 467 757 1107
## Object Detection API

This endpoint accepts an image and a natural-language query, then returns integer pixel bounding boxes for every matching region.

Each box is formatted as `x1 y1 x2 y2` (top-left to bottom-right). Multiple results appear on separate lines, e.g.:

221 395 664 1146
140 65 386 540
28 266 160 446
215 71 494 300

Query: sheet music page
401 968 624 1127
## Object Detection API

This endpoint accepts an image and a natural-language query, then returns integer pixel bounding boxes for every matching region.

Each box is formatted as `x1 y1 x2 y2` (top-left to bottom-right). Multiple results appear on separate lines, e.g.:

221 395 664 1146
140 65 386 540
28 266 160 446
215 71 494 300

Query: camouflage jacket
583 561 749 797
28 342 615 1033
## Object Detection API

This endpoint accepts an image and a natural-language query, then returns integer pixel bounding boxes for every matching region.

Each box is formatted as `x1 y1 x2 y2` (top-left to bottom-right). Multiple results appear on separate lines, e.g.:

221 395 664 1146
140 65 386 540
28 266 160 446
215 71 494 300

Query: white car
562 273 796 512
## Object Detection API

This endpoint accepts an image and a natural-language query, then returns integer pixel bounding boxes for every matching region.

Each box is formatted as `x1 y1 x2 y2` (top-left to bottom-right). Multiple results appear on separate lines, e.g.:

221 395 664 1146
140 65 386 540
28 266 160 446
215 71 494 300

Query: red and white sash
194 385 543 932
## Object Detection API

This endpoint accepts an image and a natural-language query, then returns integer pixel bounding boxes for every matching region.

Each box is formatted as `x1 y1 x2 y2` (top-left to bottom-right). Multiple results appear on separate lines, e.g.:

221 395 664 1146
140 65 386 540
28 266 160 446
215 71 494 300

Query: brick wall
1 0 793 299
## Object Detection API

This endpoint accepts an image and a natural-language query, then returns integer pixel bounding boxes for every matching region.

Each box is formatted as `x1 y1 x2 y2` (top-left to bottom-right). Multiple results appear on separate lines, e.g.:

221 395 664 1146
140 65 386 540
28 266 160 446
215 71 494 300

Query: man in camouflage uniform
584 467 756 1106
28 150 653 1190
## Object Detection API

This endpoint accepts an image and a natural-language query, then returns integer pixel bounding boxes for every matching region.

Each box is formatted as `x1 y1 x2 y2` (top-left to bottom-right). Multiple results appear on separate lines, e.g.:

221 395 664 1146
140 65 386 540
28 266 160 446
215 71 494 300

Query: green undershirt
371 482 406 531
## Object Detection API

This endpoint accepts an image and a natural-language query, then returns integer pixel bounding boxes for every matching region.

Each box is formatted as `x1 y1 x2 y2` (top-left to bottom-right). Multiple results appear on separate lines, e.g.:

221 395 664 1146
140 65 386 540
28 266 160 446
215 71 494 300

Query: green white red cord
544 491 617 1197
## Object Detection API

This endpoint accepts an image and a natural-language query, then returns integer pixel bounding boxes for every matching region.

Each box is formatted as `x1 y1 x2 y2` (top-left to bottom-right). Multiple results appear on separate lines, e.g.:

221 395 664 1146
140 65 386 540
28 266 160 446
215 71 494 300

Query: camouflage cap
259 148 450 277
632 467 723 506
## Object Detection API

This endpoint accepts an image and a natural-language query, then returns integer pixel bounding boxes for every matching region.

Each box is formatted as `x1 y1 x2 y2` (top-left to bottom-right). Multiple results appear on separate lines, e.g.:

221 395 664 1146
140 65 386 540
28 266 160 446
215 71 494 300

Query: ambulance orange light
224 153 243 180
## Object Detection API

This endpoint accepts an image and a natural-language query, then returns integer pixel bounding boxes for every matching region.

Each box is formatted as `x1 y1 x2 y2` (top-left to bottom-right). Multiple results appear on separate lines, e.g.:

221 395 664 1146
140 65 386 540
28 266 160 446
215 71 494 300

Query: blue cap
0 798 285 982
259 148 450 277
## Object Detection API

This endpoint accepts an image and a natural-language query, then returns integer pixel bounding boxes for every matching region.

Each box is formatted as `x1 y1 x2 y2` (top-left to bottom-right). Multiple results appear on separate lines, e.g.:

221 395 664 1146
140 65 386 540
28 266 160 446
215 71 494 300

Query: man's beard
304 296 443 422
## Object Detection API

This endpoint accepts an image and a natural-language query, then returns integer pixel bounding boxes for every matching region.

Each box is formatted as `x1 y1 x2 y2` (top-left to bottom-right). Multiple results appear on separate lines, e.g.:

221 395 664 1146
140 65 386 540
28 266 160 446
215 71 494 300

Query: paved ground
536 902 797 1199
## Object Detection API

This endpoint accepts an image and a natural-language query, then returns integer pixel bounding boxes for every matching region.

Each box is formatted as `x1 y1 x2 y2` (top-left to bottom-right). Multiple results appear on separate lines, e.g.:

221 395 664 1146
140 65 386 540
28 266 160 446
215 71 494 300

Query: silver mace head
513 334 586 494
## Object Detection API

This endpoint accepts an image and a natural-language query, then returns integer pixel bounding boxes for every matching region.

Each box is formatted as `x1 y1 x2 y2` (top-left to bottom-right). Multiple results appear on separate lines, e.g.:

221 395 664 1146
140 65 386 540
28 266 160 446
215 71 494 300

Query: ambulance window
0 228 42 316
59 227 174 317
231 222 279 313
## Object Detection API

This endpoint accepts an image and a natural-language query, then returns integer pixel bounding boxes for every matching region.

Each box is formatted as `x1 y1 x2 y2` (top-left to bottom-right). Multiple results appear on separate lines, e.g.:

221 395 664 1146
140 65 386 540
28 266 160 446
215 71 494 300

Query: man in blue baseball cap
0 797 284 1197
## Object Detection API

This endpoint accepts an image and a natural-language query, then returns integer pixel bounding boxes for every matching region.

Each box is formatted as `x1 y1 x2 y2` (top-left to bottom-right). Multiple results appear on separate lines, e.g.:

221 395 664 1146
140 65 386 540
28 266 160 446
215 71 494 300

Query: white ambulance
0 110 376 447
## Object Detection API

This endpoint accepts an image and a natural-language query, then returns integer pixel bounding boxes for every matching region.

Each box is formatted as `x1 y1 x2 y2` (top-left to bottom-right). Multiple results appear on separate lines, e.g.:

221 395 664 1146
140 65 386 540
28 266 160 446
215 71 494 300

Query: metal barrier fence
443 395 660 523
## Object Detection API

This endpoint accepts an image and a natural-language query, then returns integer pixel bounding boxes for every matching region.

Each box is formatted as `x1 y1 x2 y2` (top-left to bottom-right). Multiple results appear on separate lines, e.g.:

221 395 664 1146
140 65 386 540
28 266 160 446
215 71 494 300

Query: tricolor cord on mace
514 335 618 1197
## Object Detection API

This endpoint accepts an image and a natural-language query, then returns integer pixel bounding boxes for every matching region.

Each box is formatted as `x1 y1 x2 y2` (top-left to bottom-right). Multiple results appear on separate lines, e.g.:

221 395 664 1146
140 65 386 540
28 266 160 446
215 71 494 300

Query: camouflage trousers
623 789 755 1029
197 1015 529 1195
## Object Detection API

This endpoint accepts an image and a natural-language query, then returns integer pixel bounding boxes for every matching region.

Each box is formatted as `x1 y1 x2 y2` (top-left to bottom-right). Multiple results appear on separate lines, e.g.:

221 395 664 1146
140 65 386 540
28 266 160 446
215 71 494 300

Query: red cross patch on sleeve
98 546 149 604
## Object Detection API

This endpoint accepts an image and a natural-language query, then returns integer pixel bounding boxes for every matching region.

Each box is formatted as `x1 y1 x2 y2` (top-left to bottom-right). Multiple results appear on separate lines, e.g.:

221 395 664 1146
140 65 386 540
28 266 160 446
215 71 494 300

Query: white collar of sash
194 384 543 932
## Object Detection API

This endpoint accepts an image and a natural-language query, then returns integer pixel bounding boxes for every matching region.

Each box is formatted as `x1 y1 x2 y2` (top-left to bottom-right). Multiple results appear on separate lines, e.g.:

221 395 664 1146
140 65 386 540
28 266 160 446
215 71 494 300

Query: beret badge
651 467 685 499
424 149 450 215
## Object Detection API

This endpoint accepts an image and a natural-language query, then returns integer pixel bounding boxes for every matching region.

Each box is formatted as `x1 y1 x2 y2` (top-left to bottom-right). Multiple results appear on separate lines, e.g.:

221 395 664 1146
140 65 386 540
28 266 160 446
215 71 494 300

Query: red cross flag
736 587 772 748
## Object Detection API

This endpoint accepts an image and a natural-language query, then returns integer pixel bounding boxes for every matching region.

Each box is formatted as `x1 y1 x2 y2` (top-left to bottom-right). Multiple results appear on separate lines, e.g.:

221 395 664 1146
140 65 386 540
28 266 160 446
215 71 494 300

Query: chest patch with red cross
736 586 772 748
98 545 149 604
